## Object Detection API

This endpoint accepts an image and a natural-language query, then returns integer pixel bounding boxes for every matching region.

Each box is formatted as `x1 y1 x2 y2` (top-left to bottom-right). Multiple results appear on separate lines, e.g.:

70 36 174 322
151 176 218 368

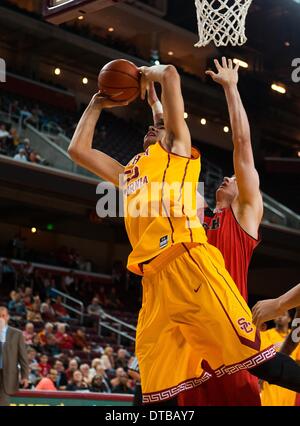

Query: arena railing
41 121 65 138
26 124 95 178
50 288 85 325
53 132 70 151
25 123 77 173
51 132 95 178
0 258 111 280
0 107 71 168
262 192 300 230
47 287 137 344
0 110 21 131
99 312 136 346
0 107 93 178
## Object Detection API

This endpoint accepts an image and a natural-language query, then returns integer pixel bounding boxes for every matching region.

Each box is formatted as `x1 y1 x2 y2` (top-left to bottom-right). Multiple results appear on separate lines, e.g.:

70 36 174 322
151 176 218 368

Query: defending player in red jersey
178 57 263 406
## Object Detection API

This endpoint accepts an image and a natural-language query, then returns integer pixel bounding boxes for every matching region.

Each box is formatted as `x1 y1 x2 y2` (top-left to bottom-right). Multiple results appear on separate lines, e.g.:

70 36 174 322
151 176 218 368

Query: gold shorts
136 242 276 404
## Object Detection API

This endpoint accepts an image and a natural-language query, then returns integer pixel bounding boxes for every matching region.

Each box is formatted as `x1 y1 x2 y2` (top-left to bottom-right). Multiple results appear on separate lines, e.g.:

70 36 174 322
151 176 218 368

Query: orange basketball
98 59 140 103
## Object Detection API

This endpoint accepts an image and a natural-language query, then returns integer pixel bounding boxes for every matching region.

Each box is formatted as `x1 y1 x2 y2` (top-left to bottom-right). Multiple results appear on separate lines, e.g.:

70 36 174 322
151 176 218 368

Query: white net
194 0 253 47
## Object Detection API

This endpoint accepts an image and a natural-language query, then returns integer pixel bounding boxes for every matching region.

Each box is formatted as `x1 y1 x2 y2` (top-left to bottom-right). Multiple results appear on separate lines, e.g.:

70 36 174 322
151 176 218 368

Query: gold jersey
123 142 207 275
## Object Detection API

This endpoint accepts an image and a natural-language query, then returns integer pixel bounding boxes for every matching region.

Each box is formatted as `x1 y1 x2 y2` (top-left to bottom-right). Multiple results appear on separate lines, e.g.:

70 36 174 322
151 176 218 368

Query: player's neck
215 200 231 210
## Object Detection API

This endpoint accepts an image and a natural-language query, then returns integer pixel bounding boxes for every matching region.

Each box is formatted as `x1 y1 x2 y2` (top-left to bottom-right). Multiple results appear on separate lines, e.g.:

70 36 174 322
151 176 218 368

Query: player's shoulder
160 140 201 160
126 150 148 167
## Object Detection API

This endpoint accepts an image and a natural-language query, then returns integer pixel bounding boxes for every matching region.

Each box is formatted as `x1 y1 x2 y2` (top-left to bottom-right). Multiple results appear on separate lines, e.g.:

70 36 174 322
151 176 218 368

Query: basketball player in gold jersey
69 62 300 404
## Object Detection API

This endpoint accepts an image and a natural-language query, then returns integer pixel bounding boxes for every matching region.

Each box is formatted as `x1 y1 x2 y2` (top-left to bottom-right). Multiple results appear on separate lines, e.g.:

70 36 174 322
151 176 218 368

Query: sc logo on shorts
0 58 6 82
238 318 254 334
291 58 300 83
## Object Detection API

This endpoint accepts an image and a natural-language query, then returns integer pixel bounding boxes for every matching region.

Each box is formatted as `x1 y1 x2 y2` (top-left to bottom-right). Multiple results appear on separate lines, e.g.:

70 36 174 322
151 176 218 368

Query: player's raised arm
139 65 191 157
206 58 263 230
68 93 127 186
252 283 300 328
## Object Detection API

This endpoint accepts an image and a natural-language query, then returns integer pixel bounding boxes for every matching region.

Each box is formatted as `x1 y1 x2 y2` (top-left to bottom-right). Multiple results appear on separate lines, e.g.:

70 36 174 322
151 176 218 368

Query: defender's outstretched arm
206 57 263 236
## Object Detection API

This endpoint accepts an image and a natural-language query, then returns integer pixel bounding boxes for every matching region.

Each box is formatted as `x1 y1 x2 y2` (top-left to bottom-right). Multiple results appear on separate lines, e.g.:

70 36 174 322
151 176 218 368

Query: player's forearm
68 103 101 160
278 284 300 312
151 101 164 126
224 84 254 166
147 82 164 125
68 94 124 185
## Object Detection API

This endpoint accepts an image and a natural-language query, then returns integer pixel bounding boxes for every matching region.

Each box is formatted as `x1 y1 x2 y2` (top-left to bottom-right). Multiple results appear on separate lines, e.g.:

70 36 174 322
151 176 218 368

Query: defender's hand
206 57 239 87
90 92 129 110
252 298 283 329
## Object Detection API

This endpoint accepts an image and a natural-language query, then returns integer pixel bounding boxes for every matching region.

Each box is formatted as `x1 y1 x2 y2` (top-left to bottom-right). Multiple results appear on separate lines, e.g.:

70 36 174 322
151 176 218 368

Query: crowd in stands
0 249 139 394
0 256 139 312
24 320 136 394
0 231 141 306
0 89 74 167
0 229 142 318
1 234 142 302
28 344 136 394
0 90 72 133
9 300 137 394
0 124 46 165
0 85 145 170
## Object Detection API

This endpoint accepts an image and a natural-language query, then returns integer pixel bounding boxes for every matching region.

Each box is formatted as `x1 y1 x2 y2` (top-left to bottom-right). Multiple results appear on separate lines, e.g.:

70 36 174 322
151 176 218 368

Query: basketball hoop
194 0 253 47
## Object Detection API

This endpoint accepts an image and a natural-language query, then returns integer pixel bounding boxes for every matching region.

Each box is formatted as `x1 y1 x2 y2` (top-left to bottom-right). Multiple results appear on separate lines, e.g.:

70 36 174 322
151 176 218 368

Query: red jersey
178 206 261 407
203 206 260 302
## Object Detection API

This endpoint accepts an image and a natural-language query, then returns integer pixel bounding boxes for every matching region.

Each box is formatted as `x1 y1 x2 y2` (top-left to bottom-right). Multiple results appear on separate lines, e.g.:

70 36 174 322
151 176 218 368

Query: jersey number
125 166 140 184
